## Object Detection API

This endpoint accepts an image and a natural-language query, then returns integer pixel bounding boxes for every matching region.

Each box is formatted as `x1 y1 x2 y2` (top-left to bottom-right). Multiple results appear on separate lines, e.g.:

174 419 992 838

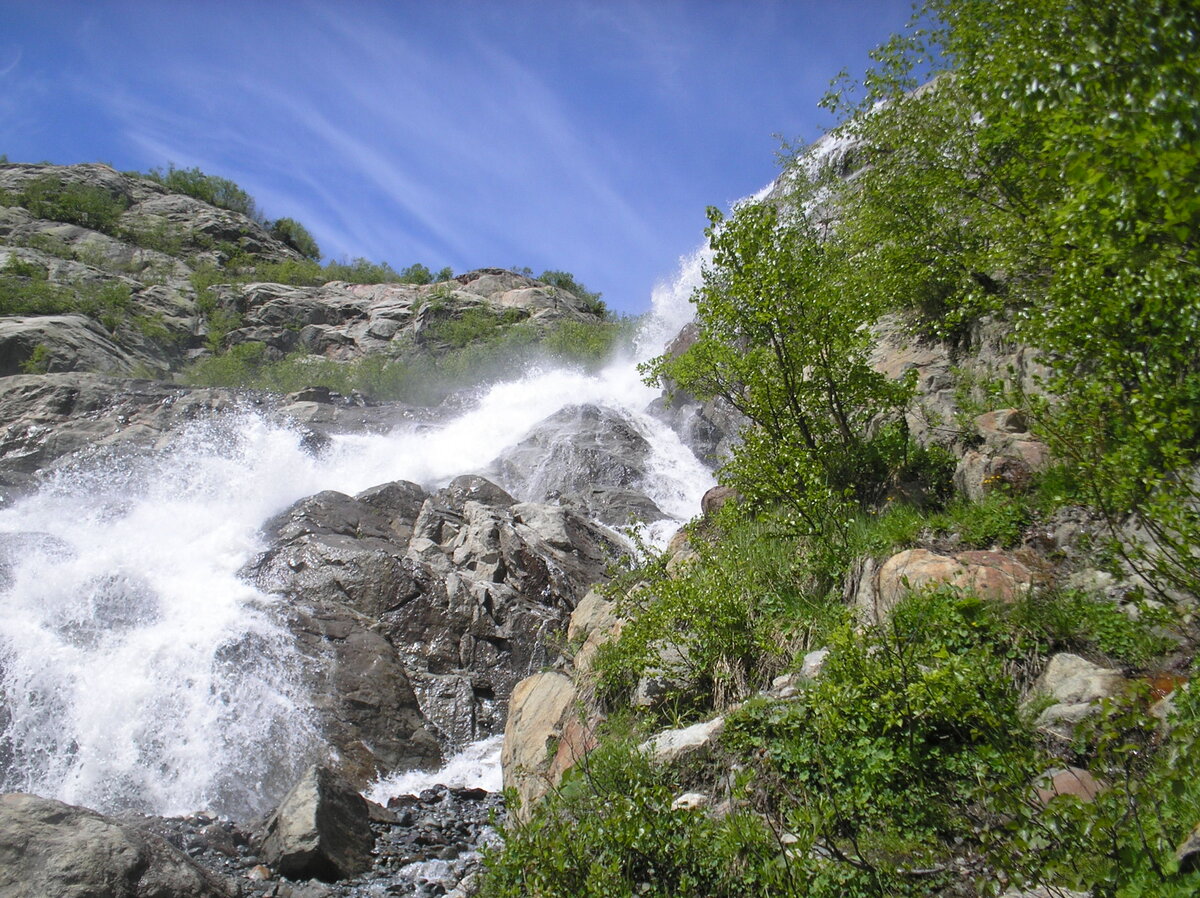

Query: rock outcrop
245 474 621 784
851 547 1036 624
0 792 237 898
259 766 375 882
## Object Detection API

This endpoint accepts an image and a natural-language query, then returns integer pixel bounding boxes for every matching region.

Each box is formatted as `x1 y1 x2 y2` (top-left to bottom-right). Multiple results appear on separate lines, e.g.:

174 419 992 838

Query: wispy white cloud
0 47 21 78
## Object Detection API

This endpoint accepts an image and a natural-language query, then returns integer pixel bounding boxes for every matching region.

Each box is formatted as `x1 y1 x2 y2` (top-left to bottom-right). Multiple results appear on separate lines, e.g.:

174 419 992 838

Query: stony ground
138 785 504 898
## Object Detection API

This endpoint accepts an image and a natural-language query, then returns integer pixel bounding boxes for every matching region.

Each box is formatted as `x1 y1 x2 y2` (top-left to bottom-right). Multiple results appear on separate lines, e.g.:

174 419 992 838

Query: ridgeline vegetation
0 159 626 403
481 1 1200 896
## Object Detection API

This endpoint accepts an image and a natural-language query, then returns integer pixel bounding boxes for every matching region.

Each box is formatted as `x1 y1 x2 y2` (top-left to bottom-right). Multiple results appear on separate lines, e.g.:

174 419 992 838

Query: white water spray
0 251 716 819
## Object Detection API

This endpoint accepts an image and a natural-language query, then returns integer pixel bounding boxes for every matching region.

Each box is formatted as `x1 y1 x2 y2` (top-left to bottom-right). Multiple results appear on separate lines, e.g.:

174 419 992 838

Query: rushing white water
0 252 714 819
366 734 504 801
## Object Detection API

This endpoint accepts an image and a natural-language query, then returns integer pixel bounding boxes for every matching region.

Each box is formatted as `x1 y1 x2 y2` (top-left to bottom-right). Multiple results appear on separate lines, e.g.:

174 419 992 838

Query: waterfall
0 251 714 819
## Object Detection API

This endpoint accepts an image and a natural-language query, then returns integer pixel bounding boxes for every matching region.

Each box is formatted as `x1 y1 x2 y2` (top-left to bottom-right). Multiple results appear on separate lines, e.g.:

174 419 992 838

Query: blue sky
0 1 916 315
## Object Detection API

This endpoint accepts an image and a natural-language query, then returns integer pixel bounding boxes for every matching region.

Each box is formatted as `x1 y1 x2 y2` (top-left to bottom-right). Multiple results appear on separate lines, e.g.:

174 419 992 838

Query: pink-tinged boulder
501 672 578 820
857 548 1034 623
1033 766 1106 806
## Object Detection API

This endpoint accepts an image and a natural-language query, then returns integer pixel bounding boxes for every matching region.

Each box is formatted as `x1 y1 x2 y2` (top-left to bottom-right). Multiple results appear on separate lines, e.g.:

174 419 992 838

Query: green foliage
643 200 914 538
19 344 51 374
144 163 262 222
10 175 130 233
424 305 527 349
995 683 1200 896
481 735 782 898
721 589 1042 893
1013 589 1177 669
398 262 433 284
268 217 321 260
935 488 1031 549
821 0 1200 603
540 318 635 368
596 506 847 715
537 269 606 316
180 311 629 405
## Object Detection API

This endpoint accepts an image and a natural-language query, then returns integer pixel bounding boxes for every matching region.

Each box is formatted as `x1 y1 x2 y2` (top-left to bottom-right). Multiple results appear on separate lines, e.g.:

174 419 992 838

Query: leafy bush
268 217 320 260
143 164 262 222
537 269 606 316
10 175 130 233
481 735 781 898
596 506 847 714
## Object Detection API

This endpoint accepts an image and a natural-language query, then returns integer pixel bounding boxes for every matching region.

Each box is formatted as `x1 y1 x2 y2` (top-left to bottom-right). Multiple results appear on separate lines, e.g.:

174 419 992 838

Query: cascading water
0 250 716 820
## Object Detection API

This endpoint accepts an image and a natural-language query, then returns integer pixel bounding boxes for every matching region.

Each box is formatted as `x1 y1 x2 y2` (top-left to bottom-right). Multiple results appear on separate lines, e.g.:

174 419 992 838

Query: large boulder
491 404 667 526
853 547 1035 624
0 792 236 898
501 672 578 820
246 474 621 766
1026 653 1128 738
260 765 374 882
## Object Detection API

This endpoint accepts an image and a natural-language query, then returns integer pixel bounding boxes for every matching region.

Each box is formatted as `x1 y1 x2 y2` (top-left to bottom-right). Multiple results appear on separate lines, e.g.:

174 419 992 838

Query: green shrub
481 735 781 898
537 269 606 317
722 589 1041 893
596 506 847 715
14 175 129 233
19 344 51 374
268 217 320 260
144 164 261 221
934 488 1031 549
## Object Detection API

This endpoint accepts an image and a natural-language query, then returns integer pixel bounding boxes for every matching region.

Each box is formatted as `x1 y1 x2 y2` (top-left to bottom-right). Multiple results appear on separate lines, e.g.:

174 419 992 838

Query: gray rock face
0 373 428 501
0 792 237 898
0 314 155 376
245 474 622 776
492 403 667 526
260 765 374 882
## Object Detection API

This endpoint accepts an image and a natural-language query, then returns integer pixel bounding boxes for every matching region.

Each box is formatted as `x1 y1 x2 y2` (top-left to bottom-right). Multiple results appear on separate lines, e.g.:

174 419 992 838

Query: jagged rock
492 404 666 525
0 314 157 376
260 765 374 882
854 547 1034 624
0 792 237 898
285 602 442 785
246 475 618 758
501 672 578 820
1027 653 1128 738
641 715 725 766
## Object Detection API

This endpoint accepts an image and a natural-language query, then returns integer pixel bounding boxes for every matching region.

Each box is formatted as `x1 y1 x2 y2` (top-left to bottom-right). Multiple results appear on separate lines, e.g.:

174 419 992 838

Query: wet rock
0 792 237 898
491 404 666 525
285 602 442 786
260 765 374 882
